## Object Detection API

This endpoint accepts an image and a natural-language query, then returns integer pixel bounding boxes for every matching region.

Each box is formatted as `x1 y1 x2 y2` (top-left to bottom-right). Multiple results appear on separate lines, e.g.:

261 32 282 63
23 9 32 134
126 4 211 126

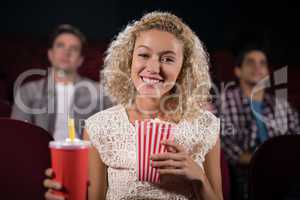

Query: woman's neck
134 95 160 116
125 96 160 123
126 95 179 123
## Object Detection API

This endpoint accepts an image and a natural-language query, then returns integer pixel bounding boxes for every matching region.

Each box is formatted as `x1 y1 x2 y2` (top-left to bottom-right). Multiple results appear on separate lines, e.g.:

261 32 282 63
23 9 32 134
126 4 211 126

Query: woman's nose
146 57 160 73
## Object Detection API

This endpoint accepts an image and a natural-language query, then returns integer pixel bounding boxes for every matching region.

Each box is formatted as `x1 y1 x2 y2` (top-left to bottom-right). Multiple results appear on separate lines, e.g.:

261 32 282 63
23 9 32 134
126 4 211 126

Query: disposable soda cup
49 139 90 200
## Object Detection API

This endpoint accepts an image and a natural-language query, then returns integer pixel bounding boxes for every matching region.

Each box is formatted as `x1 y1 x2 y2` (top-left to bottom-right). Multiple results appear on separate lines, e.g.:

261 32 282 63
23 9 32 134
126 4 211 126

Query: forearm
84 131 107 200
88 182 106 200
192 176 222 200
87 154 107 200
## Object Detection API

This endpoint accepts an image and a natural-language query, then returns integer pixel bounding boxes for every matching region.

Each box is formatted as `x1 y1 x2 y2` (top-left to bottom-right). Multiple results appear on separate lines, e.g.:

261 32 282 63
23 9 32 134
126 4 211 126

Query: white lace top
85 105 220 200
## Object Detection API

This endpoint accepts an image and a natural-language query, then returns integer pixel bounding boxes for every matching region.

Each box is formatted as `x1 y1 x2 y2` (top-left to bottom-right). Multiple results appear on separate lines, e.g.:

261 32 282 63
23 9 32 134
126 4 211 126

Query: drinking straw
68 117 76 142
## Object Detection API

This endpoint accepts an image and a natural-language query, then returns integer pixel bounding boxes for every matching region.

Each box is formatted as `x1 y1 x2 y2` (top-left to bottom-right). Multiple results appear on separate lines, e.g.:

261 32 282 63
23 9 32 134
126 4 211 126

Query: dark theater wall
0 0 297 59
0 1 117 40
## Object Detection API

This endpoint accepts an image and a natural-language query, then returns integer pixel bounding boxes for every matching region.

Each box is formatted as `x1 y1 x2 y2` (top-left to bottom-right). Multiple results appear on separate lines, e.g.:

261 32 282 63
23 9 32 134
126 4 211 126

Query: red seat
0 118 53 199
249 135 300 200
205 103 231 200
221 149 231 200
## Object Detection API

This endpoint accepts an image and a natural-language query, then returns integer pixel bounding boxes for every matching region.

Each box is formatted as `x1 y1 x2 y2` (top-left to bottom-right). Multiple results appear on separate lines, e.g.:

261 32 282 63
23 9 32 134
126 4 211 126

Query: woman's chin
137 88 164 99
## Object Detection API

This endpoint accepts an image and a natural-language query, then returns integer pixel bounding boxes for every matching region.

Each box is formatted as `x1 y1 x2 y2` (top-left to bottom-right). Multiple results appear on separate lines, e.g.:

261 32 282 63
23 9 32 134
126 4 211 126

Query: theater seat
0 118 53 199
221 149 231 200
249 135 300 200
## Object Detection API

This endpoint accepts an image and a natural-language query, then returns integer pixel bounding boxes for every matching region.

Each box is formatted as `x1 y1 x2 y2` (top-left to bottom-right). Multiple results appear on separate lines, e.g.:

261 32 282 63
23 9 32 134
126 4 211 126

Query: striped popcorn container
135 119 175 184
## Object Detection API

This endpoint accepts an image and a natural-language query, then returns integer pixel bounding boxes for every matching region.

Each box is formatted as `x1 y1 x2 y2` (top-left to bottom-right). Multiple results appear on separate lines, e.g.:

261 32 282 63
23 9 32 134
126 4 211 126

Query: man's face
48 33 83 73
235 50 269 86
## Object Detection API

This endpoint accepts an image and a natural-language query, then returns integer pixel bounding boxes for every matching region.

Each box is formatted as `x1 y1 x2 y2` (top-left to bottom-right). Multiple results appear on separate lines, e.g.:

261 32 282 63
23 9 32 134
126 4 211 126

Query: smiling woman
102 11 212 122
44 11 222 200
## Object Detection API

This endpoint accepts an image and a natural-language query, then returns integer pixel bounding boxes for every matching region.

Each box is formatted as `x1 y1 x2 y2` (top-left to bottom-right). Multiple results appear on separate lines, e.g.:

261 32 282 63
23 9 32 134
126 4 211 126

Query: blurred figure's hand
43 168 65 200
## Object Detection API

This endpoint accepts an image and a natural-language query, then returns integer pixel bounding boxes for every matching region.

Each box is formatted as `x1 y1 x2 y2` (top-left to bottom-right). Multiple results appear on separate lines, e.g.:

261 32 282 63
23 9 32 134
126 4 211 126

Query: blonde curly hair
102 11 212 121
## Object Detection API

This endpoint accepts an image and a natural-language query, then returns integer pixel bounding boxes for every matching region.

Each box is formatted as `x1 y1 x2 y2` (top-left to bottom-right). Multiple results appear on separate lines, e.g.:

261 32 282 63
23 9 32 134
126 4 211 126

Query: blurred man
11 24 113 140
214 46 300 199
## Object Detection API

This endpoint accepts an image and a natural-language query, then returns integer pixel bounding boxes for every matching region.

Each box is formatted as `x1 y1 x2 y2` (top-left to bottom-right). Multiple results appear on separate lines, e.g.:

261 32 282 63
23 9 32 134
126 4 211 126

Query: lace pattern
85 105 220 200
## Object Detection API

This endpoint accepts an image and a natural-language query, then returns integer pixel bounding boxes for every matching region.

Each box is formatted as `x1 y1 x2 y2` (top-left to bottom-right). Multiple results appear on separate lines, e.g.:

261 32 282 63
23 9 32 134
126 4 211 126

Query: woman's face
131 29 184 98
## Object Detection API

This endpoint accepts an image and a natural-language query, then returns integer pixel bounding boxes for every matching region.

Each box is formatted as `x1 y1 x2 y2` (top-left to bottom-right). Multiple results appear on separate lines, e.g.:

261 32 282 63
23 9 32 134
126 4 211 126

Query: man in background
11 24 113 140
214 46 300 200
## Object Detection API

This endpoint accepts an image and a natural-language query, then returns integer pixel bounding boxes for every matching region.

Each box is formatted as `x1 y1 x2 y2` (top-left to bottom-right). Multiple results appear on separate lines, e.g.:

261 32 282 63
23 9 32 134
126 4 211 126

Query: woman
44 11 223 200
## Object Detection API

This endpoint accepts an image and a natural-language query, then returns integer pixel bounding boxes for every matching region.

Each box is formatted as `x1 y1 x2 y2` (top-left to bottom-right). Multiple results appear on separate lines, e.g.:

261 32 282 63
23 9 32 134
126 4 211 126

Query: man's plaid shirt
213 85 300 164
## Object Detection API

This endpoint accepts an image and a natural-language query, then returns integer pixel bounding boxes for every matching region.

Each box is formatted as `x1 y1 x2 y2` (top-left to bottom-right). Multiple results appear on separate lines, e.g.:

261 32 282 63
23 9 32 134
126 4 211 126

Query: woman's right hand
43 168 64 200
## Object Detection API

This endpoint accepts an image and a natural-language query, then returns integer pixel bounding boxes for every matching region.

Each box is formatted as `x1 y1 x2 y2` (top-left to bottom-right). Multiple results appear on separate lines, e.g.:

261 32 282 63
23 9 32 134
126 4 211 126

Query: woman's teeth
142 77 162 84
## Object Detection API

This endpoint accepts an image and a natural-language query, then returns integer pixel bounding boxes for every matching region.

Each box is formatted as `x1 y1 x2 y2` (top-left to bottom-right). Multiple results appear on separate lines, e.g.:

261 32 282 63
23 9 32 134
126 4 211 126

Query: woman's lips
140 76 164 84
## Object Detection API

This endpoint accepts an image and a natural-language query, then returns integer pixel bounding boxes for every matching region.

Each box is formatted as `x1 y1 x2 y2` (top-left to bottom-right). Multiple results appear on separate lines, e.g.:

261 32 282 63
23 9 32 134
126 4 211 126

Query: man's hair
235 45 269 68
49 24 87 54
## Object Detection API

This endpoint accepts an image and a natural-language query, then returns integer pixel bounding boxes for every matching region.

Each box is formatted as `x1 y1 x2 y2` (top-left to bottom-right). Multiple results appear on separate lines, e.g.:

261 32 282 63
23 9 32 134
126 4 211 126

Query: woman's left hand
150 140 207 182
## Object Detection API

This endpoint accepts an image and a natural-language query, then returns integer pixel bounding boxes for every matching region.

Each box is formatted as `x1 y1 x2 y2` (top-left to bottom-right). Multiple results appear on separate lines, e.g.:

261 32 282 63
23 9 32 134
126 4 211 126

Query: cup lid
49 138 91 149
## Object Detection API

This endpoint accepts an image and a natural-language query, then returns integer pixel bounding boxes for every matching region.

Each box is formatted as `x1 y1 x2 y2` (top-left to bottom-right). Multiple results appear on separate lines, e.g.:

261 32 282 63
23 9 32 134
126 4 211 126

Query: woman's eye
138 54 149 58
161 57 174 63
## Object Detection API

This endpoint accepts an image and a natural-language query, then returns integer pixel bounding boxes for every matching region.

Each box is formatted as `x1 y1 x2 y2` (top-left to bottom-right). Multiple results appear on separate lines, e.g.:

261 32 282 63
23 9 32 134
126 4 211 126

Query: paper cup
49 139 90 200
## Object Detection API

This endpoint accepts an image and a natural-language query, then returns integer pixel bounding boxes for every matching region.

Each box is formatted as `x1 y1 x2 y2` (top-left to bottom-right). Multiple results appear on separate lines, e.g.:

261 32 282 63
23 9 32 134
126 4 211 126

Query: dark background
1 0 296 61
0 0 298 107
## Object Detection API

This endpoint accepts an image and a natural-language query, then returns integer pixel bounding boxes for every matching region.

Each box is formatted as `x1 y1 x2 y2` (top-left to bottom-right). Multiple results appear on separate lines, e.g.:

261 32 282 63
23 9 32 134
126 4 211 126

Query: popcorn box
135 119 175 183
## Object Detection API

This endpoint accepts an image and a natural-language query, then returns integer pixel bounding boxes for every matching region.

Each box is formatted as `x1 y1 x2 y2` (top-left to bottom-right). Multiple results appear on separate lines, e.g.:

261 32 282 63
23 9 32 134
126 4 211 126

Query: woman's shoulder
195 110 220 150
179 110 220 153
86 105 123 122
197 109 220 131
84 104 127 144
183 109 220 131
85 104 125 131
